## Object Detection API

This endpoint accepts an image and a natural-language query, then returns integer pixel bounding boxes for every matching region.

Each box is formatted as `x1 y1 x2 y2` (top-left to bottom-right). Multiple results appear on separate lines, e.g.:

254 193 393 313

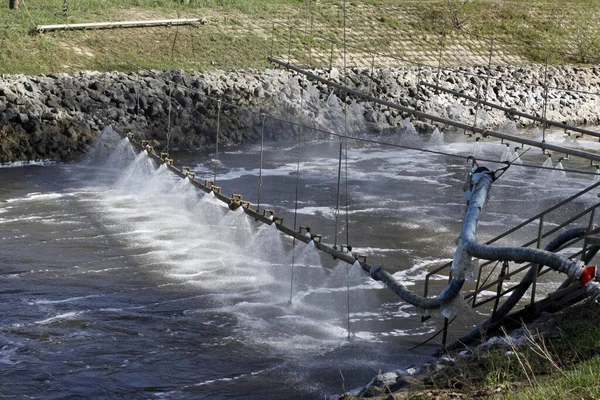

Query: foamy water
0 122 598 398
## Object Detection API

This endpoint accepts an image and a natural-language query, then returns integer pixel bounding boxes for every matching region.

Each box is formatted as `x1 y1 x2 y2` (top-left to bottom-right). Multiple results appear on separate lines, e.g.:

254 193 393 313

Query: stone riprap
1 65 599 163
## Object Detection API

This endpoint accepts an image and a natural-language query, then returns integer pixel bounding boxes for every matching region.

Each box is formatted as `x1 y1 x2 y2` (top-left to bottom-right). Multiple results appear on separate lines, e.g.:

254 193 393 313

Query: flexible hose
462 226 588 342
370 169 600 311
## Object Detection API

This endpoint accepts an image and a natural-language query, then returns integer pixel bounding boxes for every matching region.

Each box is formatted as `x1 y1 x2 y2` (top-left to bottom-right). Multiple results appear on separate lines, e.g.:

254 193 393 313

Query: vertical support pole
441 269 453 346
9 0 19 9
531 215 544 306
213 100 221 185
287 26 293 64
62 0 68 17
270 22 275 58
471 79 483 132
135 73 141 137
329 41 335 74
483 37 494 110
541 50 550 143
369 52 376 111
435 27 445 95
491 261 509 322
308 0 314 66
103 50 109 124
333 138 343 249
303 0 309 62
582 208 597 261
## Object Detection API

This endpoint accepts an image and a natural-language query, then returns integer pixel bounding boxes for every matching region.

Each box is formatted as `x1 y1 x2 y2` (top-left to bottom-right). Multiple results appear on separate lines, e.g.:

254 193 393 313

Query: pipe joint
370 265 383 281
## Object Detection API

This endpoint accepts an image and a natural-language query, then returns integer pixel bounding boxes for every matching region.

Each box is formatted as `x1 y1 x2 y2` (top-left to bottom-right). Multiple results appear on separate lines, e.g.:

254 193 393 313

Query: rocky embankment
1 65 600 163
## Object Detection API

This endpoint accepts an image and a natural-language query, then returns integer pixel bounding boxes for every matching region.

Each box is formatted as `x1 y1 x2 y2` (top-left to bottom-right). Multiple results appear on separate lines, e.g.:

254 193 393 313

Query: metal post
541 50 550 143
483 37 494 109
9 0 19 9
308 0 314 66
62 0 68 17
288 26 293 64
435 28 445 95
531 215 544 306
329 41 335 74
270 22 275 58
581 208 597 261
491 261 508 322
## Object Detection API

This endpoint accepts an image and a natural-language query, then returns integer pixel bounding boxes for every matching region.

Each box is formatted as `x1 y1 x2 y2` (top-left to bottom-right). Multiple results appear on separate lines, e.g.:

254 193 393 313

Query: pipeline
461 227 588 343
370 168 600 311
131 137 600 320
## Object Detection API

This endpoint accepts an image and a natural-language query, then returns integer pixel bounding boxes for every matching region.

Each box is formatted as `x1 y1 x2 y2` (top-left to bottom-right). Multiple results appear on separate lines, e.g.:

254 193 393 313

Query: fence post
541 50 549 143
530 215 545 306
9 0 19 9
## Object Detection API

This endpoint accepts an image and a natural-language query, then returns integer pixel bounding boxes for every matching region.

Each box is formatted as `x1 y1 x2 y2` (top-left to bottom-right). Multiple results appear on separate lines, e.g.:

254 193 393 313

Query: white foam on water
0 160 56 168
4 192 64 204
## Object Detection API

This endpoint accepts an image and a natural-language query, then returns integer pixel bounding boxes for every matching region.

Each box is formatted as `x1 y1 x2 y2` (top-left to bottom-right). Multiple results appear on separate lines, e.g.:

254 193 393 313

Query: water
1 126 599 398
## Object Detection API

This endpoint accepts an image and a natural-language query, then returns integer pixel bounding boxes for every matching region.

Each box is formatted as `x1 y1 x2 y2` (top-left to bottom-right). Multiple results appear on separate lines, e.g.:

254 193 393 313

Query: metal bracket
299 225 311 234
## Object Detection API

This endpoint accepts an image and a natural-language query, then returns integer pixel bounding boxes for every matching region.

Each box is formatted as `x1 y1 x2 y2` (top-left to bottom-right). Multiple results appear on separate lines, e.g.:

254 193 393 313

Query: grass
2 1 600 75
374 301 600 400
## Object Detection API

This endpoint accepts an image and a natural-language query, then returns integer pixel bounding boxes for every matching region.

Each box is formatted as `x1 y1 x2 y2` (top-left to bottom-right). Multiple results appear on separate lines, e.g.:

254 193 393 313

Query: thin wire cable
257 114 265 212
213 100 221 184
289 90 304 305
343 0 351 340
166 82 173 154
333 138 343 249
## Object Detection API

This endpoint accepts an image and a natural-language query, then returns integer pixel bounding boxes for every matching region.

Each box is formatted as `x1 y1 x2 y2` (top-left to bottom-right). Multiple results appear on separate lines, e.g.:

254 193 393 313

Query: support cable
289 90 304 304
257 114 265 212
213 100 221 184
166 82 173 154
333 138 344 250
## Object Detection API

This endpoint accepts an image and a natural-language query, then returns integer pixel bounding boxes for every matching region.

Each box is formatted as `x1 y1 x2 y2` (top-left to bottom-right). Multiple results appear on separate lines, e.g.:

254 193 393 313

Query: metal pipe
35 18 206 33
420 81 600 141
463 227 588 342
268 57 600 162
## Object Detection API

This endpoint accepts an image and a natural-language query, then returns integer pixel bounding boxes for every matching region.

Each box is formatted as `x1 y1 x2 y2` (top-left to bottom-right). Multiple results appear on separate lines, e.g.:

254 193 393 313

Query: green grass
2 0 600 75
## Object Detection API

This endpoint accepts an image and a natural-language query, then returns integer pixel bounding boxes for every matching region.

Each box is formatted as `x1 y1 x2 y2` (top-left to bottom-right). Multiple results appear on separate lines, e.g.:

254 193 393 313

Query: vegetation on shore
348 302 600 399
2 0 600 75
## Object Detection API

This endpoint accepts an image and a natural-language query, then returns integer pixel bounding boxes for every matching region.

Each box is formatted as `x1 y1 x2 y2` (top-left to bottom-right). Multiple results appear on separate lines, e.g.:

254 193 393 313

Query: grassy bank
357 302 600 400
2 0 600 75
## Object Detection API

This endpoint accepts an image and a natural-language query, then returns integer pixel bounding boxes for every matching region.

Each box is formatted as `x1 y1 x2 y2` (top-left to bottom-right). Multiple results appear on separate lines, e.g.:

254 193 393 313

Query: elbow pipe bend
463 227 588 341
367 170 495 310
370 265 465 310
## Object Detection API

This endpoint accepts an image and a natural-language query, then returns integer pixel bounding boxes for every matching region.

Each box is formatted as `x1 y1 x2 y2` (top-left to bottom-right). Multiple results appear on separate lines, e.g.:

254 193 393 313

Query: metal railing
422 179 600 346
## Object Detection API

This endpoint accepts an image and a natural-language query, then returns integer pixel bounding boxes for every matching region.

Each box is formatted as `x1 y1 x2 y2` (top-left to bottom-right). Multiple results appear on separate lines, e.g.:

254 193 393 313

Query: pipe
268 56 600 163
368 169 496 310
35 18 206 33
420 81 600 141
462 227 588 342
